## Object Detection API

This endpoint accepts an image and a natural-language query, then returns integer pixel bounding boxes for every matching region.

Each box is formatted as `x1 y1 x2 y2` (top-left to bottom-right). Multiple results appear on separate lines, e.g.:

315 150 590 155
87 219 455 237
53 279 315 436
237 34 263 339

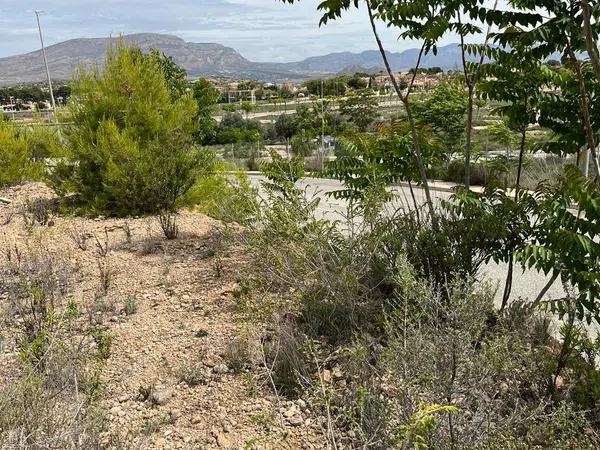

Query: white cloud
0 0 488 61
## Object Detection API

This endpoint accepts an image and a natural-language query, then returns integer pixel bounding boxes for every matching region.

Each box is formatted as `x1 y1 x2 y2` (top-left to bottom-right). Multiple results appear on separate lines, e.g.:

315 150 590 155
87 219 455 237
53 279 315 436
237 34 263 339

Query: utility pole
35 10 57 124
322 85 327 169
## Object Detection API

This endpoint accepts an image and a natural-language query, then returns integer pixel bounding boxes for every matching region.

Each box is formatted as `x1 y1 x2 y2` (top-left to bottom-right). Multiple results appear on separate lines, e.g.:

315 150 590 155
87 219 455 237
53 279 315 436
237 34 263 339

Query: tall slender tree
476 34 546 310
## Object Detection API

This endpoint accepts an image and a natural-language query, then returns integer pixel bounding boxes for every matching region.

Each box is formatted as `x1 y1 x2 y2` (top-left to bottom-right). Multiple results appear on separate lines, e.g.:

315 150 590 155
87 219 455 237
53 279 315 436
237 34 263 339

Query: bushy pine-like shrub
21 125 64 161
185 161 258 225
50 43 206 216
0 117 42 186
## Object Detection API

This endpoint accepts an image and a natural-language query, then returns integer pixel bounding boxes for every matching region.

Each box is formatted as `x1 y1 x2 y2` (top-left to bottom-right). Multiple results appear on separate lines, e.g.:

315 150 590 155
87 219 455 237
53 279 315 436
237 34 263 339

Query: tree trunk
567 42 600 176
501 128 527 312
366 0 437 226
464 85 474 187
500 253 514 311
515 128 527 195
581 0 600 81
407 180 421 226
458 2 498 187
532 271 559 308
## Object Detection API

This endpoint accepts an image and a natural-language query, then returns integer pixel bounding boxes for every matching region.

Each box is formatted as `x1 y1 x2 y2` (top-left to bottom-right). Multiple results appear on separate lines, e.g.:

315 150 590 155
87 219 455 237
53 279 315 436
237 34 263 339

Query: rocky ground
0 183 326 449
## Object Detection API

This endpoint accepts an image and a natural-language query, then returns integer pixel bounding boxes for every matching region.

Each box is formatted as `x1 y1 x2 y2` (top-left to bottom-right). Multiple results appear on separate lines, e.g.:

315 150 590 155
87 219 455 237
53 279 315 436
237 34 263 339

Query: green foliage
193 79 221 144
185 161 258 225
240 100 256 118
274 113 298 141
222 103 237 112
214 112 263 145
537 64 599 156
397 403 457 449
290 132 316 157
339 89 379 131
522 166 600 323
144 49 188 100
304 77 347 96
477 39 545 133
324 121 442 201
21 125 65 161
447 186 536 268
0 118 41 186
50 43 207 216
260 152 305 199
412 80 467 156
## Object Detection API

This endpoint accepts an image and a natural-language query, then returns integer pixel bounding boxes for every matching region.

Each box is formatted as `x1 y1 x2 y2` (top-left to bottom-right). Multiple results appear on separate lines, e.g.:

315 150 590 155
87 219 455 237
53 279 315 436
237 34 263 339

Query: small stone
499 382 509 396
554 375 565 390
151 388 172 406
118 394 129 403
213 363 229 374
216 433 231 448
283 406 298 418
287 416 304 427
204 355 218 368
332 366 343 380
321 369 332 383
296 399 307 409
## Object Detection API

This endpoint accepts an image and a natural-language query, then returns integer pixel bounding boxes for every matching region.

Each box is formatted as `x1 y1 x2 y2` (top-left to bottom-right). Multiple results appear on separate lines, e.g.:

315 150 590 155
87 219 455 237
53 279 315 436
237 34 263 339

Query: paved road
248 174 565 308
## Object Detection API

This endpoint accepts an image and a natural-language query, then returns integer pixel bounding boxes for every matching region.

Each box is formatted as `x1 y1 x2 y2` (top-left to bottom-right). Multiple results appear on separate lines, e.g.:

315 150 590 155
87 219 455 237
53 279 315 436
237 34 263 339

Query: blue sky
0 0 488 61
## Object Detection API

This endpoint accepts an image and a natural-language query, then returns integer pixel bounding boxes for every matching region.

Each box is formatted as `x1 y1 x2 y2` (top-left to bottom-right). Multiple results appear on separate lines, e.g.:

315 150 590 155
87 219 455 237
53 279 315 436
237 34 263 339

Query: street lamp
34 10 57 123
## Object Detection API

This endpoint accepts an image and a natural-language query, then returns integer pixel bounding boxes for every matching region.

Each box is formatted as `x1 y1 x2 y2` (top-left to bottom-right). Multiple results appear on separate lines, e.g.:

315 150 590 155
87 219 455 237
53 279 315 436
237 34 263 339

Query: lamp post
34 10 57 124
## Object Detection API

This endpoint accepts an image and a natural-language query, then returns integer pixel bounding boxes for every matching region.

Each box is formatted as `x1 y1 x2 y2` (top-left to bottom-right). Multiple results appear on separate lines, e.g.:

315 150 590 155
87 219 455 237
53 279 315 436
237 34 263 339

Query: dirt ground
0 183 326 449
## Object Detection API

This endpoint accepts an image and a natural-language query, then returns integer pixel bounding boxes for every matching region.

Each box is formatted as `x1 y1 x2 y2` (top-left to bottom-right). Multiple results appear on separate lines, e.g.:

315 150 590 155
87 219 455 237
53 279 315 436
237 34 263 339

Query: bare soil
0 182 325 449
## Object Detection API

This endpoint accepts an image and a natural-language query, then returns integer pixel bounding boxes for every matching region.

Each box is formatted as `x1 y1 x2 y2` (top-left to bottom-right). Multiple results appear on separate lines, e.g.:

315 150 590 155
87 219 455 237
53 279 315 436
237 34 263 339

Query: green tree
494 0 600 175
193 79 221 144
274 114 298 141
412 81 467 159
291 131 316 157
240 101 256 119
284 0 470 222
324 121 443 208
51 43 206 216
339 89 379 131
347 75 368 90
145 49 188 100
522 166 600 324
274 113 299 153
477 35 546 191
304 78 347 97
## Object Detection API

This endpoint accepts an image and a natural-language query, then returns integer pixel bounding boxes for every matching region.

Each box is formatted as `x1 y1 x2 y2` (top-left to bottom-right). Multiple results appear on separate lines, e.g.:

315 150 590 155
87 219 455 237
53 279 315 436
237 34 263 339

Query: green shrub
21 125 64 161
50 43 208 216
442 158 500 186
0 118 42 186
185 161 258 224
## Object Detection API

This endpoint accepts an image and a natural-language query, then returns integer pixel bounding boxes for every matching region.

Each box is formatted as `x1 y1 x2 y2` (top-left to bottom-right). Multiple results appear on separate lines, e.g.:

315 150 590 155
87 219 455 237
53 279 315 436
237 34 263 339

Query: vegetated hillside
0 32 476 86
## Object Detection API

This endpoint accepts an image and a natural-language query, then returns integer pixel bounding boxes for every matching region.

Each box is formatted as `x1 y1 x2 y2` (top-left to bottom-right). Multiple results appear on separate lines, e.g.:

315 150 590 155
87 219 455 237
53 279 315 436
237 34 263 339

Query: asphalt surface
248 174 566 308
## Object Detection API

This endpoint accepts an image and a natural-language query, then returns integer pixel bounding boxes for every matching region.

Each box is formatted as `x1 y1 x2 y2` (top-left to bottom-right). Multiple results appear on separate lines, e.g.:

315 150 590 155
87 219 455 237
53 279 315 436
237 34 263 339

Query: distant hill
0 33 475 86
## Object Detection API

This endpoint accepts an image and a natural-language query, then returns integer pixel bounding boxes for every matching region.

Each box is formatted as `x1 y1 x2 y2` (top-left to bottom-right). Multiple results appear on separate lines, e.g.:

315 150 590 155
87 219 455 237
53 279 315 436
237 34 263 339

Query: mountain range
0 33 475 86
